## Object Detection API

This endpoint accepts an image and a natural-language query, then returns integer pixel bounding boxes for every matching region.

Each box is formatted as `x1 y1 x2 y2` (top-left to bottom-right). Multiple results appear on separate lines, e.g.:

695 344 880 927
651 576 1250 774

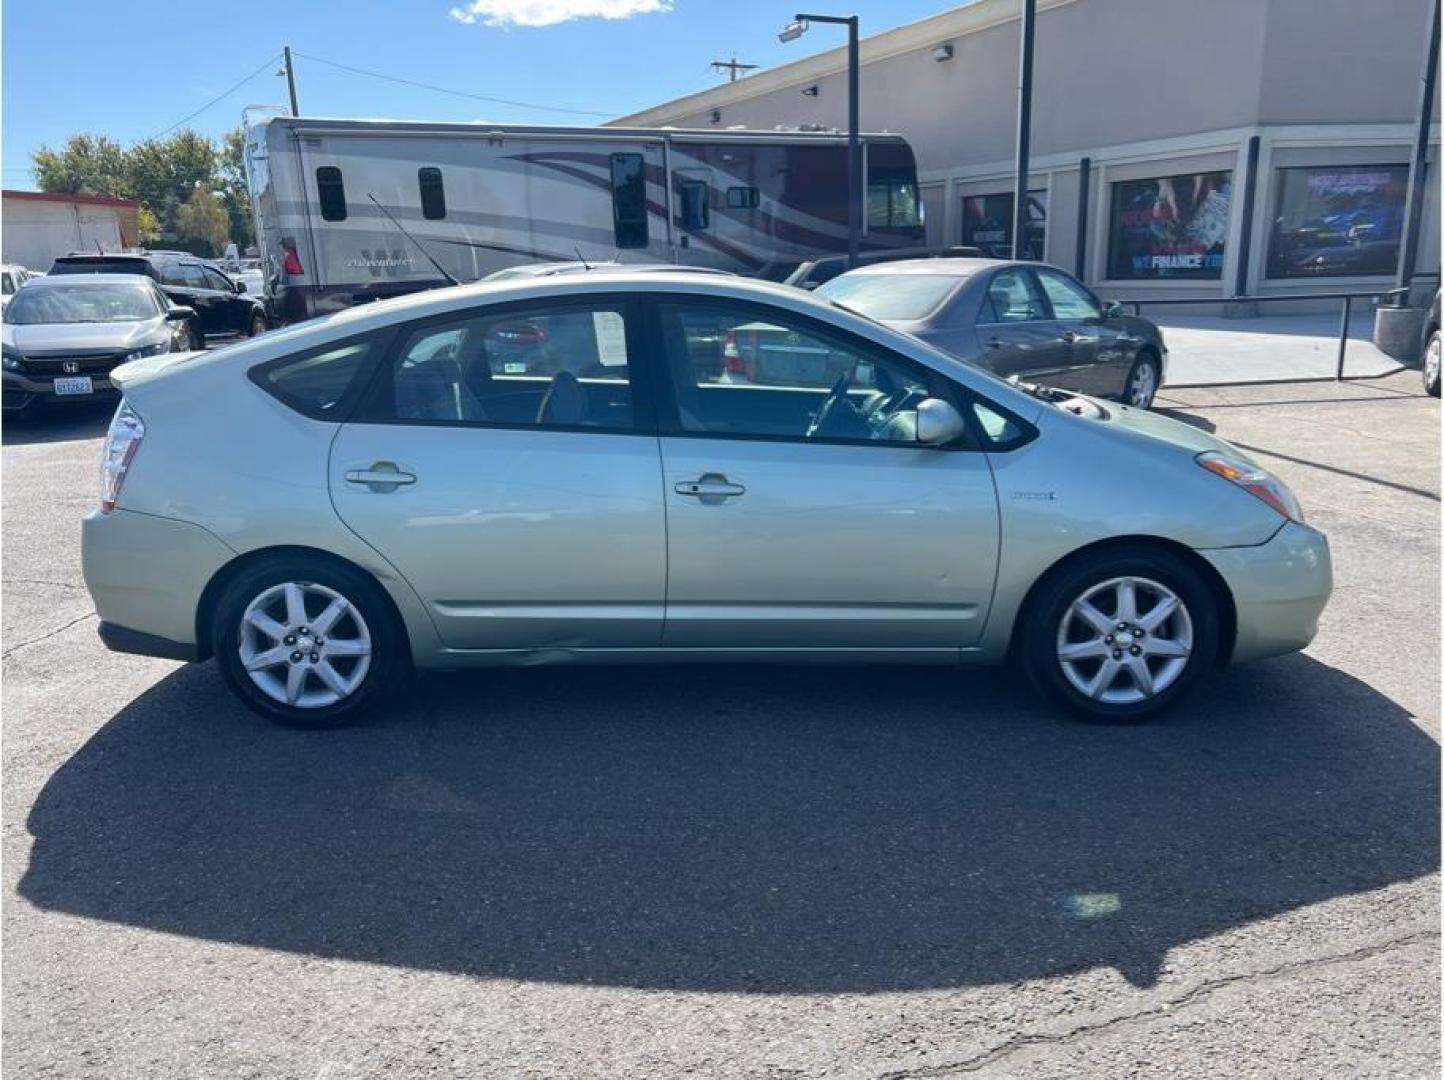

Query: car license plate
53 376 93 396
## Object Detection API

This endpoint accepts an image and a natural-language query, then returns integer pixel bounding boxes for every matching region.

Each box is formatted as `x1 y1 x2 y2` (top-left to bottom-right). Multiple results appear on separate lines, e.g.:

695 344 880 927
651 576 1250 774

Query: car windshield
5 284 157 325
815 273 962 321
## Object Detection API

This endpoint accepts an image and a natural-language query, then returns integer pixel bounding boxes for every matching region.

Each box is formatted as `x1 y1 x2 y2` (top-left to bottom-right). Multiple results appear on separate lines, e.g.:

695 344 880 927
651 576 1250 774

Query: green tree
125 130 218 225
174 183 230 258
31 134 131 196
217 127 254 247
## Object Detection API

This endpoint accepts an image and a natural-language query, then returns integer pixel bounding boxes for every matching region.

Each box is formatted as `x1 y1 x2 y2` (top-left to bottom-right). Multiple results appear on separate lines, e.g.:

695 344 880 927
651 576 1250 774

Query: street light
780 11 860 269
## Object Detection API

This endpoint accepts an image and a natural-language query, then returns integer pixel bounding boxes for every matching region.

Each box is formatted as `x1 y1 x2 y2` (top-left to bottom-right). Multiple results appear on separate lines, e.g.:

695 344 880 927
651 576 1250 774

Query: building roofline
609 0 1080 127
2 189 140 209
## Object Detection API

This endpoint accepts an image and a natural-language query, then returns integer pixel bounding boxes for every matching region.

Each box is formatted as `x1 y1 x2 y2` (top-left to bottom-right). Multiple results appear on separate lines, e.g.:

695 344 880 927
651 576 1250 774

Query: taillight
100 399 145 513
723 329 744 374
281 239 304 276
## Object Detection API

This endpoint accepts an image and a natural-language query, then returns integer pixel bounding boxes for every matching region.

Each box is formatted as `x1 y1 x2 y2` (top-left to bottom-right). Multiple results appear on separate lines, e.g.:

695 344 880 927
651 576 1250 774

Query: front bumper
3 370 118 410
83 508 236 659
1200 521 1333 664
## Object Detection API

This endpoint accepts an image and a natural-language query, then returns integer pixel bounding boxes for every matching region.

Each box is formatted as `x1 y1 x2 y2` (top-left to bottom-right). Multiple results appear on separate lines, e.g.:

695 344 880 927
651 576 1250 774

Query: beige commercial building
616 0 1440 302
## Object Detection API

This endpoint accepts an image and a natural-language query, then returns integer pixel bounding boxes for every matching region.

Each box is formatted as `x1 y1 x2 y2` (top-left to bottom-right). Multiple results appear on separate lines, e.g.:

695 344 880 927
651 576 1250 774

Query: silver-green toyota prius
82 273 1331 727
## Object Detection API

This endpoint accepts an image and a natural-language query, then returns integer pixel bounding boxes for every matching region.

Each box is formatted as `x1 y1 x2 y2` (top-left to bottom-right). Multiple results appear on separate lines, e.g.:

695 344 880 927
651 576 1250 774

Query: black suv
48 252 268 343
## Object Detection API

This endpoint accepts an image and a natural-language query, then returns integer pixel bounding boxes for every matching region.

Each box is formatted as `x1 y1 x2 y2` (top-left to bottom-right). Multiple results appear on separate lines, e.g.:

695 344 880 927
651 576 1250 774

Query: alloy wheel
1127 359 1158 408
1424 333 1440 393
1056 575 1193 705
237 581 372 708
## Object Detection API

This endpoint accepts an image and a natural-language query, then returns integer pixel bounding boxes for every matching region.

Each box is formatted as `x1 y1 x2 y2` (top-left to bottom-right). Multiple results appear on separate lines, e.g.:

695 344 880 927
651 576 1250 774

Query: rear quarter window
249 333 384 420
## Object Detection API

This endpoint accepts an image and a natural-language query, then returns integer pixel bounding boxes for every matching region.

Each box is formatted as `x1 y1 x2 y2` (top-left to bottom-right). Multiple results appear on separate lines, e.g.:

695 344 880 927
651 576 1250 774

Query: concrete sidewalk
1156 309 1405 386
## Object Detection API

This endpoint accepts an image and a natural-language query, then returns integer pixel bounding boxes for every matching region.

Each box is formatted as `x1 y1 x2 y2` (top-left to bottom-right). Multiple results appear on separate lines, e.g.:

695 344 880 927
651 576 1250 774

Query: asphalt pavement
2 373 1438 1078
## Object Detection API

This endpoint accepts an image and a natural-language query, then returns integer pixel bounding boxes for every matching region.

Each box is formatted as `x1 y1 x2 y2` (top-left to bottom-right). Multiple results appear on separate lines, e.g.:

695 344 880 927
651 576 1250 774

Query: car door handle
345 462 416 491
675 473 745 501
986 336 1004 349
1060 330 1077 343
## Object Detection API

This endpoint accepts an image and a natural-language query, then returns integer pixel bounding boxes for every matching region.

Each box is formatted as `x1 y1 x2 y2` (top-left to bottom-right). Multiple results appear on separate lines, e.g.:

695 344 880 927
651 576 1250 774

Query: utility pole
1011 0 1036 260
282 45 300 117
710 55 759 82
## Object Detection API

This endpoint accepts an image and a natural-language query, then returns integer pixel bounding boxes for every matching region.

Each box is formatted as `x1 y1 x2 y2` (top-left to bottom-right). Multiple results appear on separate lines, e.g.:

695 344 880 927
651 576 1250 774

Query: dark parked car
816 258 1168 409
48 252 267 343
784 246 986 291
1421 289 1440 397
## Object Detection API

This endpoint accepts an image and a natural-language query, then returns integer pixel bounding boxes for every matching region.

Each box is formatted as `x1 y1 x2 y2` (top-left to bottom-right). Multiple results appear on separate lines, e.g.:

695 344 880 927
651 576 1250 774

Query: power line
293 51 615 118
147 54 282 141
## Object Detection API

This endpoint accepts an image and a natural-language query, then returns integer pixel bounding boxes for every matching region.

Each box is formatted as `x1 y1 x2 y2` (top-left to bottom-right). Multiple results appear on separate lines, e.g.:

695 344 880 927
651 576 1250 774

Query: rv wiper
366 193 459 286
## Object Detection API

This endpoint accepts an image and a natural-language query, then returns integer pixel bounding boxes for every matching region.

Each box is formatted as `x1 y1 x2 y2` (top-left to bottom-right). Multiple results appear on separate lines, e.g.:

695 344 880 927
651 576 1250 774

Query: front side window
1033 269 1100 320
609 153 648 249
252 337 376 418
1107 170 1231 280
377 303 635 430
316 165 347 222
1266 164 1407 279
418 166 447 220
657 301 937 445
980 269 1046 324
202 267 234 292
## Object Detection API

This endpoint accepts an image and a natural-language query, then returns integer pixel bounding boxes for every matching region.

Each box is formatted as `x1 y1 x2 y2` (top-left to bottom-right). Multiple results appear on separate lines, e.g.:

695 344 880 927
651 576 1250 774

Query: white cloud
449 0 673 28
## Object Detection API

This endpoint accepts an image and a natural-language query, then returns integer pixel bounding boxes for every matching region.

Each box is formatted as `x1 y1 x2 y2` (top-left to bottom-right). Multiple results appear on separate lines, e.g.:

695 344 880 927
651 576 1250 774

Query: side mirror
164 306 195 322
916 397 967 446
235 281 246 293
1102 300 1124 319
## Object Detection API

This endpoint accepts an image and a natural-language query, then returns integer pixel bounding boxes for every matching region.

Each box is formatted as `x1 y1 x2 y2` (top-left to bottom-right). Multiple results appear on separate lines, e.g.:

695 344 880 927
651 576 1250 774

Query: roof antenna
366 193 459 286
574 245 591 271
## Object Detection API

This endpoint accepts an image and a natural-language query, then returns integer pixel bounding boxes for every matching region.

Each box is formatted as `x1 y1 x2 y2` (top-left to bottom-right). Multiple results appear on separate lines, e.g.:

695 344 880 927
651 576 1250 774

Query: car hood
2 320 165 353
1065 396 1255 462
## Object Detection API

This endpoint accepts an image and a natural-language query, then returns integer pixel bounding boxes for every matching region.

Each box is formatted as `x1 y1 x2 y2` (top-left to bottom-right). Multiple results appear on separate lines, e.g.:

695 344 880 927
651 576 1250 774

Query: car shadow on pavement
19 656 1439 993
1 405 112 445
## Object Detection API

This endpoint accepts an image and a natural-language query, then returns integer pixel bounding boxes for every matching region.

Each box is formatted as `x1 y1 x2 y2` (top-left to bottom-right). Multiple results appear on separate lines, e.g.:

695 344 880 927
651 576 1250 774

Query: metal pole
1012 0 1036 260
283 45 300 117
1397 0 1439 290
1335 296 1351 381
847 16 860 269
1074 156 1091 278
1233 135 1261 298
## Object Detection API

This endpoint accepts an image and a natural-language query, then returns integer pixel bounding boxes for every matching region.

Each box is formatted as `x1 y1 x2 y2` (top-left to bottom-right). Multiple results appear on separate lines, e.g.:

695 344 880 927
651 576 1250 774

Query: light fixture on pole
780 12 860 269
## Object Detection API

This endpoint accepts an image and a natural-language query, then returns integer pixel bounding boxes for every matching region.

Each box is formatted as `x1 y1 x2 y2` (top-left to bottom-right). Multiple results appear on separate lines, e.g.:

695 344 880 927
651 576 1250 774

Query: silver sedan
82 274 1330 727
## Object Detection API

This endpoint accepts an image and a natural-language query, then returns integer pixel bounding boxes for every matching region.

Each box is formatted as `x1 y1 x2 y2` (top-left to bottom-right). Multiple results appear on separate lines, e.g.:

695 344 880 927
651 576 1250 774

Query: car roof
26 272 154 288
837 257 1022 278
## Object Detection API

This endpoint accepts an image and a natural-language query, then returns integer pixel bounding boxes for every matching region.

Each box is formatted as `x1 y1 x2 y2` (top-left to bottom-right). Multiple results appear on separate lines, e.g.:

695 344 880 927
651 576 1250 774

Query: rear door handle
345 461 416 492
675 473 745 501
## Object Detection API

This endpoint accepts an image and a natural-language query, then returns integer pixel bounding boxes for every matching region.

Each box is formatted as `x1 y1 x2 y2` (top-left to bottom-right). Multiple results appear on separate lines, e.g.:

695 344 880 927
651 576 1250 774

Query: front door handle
674 473 745 502
1060 330 1077 343
986 336 1004 349
345 461 416 492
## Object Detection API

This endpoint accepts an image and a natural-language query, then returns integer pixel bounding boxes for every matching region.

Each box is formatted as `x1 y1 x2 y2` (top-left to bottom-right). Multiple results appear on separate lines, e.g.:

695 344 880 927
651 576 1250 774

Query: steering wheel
806 375 851 438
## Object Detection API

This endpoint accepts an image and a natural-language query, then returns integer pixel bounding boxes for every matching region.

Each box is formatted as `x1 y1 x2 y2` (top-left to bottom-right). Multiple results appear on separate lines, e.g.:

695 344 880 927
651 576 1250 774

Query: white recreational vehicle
242 116 924 323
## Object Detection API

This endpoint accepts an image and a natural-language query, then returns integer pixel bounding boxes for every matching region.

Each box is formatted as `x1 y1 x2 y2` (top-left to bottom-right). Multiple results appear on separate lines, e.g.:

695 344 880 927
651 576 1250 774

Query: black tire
1423 329 1440 397
247 311 268 337
1120 350 1161 409
212 555 404 728
1018 544 1219 722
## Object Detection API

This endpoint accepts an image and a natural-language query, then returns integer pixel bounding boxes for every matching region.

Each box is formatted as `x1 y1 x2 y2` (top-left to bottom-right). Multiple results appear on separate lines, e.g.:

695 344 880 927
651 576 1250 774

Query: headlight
1196 450 1303 522
2 347 23 371
123 342 170 361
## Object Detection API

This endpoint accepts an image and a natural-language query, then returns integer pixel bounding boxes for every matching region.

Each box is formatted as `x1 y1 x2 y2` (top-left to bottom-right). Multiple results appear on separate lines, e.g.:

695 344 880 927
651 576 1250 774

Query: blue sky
1 0 961 190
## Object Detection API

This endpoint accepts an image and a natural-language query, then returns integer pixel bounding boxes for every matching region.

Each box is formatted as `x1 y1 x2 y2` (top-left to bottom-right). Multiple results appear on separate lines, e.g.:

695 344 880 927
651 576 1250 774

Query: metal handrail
1116 288 1412 380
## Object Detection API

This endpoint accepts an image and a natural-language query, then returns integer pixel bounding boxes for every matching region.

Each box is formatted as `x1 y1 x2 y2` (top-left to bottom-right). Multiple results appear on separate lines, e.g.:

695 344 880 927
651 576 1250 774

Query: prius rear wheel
213 555 402 727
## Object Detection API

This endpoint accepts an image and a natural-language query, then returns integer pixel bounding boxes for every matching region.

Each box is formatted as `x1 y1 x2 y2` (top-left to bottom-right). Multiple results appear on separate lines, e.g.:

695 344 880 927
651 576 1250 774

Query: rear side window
251 336 378 419
418 167 446 220
610 153 648 249
316 166 347 222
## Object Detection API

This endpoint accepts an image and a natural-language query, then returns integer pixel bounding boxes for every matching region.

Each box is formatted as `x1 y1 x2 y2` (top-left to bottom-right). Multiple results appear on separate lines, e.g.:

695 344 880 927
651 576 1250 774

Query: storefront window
961 190 1046 259
1266 164 1408 278
1106 171 1232 280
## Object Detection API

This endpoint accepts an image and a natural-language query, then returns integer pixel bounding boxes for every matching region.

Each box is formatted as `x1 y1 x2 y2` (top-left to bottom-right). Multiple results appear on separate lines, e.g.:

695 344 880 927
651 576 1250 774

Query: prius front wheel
213 556 402 727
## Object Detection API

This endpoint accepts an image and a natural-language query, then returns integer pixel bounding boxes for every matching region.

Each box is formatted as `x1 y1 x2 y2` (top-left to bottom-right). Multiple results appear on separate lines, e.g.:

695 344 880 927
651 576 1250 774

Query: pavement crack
2 611 96 658
3 578 88 591
876 930 1441 1078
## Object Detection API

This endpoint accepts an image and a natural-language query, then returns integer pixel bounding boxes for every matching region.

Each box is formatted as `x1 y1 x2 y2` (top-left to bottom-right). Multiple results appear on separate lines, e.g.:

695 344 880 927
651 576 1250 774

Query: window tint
1034 269 1100 319
254 338 375 418
316 165 347 222
725 186 760 209
382 304 635 430
176 264 208 288
678 180 709 231
980 269 1045 323
658 302 933 445
202 267 233 291
418 166 446 220
609 153 648 249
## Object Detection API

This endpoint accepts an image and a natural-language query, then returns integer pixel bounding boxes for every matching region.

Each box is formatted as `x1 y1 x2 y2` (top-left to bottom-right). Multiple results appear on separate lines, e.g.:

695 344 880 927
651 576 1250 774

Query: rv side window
609 153 648 249
726 186 760 210
316 166 347 222
418 167 446 220
679 181 709 231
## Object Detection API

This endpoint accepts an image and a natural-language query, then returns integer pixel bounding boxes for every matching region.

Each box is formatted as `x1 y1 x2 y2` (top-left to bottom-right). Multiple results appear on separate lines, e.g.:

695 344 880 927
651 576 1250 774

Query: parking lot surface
3 373 1438 1078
